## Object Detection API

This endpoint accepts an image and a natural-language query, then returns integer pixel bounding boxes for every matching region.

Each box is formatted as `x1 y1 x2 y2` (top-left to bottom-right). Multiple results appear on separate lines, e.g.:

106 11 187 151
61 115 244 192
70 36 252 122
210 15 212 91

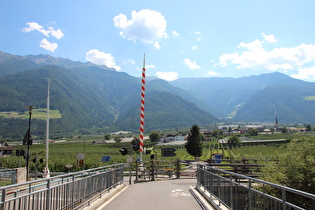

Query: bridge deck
94 179 210 210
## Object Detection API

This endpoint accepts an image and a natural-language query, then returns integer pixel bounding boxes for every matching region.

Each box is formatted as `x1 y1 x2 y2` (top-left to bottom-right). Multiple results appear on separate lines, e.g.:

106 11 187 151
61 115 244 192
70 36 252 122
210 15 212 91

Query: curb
82 184 127 210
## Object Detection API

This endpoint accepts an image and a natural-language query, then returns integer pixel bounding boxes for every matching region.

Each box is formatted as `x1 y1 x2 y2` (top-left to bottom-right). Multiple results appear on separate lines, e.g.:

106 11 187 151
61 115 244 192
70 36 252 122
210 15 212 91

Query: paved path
98 179 203 210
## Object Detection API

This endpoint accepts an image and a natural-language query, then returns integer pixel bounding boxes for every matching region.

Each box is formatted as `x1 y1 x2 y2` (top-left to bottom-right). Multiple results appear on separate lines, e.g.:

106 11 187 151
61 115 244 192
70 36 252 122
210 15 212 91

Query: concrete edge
189 186 214 210
82 184 128 210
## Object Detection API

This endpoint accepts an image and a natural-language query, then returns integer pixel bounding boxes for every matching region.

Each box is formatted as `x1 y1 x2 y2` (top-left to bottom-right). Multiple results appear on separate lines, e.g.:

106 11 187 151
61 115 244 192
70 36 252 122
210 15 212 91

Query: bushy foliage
261 136 315 194
227 135 240 148
185 125 202 157
248 128 258 136
149 131 160 142
104 134 111 140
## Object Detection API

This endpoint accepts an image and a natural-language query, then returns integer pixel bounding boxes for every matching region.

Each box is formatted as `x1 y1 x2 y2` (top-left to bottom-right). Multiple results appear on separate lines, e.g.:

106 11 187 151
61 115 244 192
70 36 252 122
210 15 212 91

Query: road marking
171 189 191 197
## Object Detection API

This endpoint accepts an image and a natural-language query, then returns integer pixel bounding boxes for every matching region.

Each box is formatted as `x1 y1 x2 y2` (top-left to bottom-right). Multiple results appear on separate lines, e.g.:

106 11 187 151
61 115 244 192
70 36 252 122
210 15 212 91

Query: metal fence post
248 179 252 210
230 174 233 209
282 189 286 210
150 160 155 181
135 160 138 182
1 188 6 210
46 179 51 210
176 159 181 179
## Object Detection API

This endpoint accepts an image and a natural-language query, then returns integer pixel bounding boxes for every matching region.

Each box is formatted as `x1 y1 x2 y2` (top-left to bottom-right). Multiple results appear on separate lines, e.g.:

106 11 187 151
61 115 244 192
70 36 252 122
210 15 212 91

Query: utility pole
25 106 34 181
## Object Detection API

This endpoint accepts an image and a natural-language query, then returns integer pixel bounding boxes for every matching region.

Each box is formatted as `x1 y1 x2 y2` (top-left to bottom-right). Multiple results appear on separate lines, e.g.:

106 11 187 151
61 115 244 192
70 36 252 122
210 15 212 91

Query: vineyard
0 137 289 173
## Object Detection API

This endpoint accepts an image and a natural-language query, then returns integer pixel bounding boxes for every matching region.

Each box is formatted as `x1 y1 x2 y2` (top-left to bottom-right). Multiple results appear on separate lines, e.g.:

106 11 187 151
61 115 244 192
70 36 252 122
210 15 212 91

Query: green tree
248 128 258 136
282 126 288 133
185 125 202 158
228 135 240 148
149 131 160 142
306 124 311 131
262 136 315 194
114 136 122 143
211 129 221 138
104 133 111 140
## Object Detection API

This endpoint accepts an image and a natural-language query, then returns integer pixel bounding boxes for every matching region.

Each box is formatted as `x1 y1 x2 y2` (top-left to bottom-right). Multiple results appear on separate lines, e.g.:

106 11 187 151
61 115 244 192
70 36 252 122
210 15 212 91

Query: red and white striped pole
139 54 146 161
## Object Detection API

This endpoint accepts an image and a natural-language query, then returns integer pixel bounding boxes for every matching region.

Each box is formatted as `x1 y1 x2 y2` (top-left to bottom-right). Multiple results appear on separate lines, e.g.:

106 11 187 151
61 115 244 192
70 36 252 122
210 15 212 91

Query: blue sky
1 0 315 81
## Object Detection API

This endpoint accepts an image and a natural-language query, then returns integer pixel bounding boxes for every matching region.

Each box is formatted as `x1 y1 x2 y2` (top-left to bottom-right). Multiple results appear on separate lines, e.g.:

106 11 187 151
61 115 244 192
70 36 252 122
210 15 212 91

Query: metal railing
197 164 315 210
0 163 124 210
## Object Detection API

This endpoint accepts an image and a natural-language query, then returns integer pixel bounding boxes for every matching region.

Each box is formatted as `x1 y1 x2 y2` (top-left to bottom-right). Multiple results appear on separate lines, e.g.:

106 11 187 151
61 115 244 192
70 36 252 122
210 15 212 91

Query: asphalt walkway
95 179 211 210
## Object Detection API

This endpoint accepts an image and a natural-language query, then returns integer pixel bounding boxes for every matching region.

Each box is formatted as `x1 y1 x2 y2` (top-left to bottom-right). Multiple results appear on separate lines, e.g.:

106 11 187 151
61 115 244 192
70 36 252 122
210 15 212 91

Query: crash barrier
197 164 315 210
0 163 124 210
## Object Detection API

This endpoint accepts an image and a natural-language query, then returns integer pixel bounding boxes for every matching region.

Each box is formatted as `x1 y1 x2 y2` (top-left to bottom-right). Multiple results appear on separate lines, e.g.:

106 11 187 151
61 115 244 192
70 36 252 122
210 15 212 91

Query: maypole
139 54 146 161
43 78 51 178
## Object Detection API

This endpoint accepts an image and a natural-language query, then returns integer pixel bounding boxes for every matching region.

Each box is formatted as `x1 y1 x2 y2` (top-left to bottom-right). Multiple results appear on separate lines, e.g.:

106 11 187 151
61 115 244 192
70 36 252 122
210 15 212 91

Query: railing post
248 179 252 210
46 179 51 210
176 159 180 179
218 173 221 205
282 189 286 210
1 188 6 210
150 160 155 181
230 174 233 209
135 160 138 182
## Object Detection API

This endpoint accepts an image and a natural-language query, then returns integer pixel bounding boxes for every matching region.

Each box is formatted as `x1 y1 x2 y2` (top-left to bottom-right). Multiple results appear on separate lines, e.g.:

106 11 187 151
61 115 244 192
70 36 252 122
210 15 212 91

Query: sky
1 0 315 82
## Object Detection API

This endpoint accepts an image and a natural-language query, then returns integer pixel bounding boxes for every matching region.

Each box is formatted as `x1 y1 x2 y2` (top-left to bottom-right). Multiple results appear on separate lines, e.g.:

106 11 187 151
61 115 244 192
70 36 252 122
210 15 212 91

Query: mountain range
171 72 315 123
1 51 315 139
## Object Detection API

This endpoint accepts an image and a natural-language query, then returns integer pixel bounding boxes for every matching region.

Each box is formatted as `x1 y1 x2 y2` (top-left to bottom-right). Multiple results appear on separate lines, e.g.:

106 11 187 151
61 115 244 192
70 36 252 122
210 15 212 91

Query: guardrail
197 164 315 210
0 163 124 210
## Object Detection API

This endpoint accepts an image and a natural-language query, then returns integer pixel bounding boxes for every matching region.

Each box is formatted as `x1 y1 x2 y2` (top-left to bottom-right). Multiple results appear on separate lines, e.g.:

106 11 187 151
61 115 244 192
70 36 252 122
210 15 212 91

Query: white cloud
262 33 277 43
238 40 262 51
40 39 58 52
113 9 167 47
184 58 200 70
172 30 180 37
23 22 64 39
124 59 136 65
155 71 178 81
85 49 121 70
207 70 220 77
194 31 202 41
153 41 160 49
191 45 198 50
146 64 156 68
218 34 315 71
47 27 64 39
291 66 315 81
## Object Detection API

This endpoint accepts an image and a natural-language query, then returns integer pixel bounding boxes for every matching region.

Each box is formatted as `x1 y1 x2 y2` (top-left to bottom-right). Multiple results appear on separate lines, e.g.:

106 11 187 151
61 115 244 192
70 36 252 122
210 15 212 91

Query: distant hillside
171 72 315 123
116 91 217 131
234 84 315 123
0 52 218 139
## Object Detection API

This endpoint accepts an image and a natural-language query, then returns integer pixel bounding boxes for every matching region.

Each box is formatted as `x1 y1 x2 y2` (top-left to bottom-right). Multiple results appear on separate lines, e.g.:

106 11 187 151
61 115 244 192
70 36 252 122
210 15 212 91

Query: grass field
0 108 62 120
304 96 315 100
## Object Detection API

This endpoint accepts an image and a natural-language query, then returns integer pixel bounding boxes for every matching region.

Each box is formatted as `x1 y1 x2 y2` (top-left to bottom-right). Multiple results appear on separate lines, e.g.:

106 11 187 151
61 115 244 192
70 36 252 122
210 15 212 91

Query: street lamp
25 106 34 181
